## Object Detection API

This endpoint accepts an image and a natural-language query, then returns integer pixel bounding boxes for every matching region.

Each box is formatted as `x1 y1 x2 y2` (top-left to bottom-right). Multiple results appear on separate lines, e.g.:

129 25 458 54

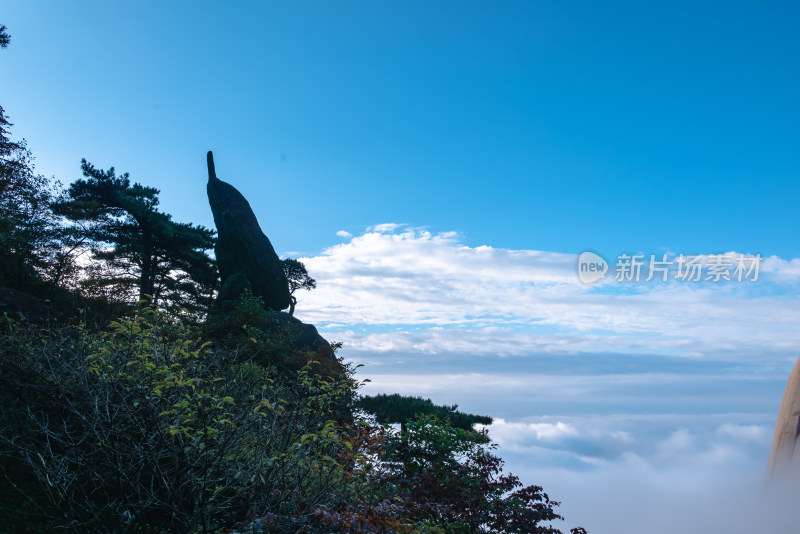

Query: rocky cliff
767 356 800 477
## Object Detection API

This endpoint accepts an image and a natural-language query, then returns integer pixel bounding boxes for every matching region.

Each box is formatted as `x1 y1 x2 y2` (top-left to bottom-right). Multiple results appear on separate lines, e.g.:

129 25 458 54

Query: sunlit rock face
206 151 292 311
768 357 800 478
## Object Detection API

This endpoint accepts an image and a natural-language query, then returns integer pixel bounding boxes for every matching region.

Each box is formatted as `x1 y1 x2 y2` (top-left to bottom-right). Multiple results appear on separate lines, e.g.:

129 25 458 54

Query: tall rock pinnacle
767 356 800 477
206 151 292 311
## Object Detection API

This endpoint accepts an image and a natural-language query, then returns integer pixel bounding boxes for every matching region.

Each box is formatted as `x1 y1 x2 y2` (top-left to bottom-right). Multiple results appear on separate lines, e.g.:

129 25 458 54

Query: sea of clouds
288 224 800 533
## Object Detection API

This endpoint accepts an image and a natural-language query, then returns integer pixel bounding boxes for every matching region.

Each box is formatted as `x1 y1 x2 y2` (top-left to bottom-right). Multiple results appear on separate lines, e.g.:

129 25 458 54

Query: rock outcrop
767 356 800 477
206 151 292 311
204 151 339 374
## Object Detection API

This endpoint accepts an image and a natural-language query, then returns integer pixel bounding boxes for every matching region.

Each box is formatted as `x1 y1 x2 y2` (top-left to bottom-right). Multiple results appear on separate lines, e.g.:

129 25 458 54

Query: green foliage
204 292 300 369
0 305 363 532
53 160 216 309
202 292 347 383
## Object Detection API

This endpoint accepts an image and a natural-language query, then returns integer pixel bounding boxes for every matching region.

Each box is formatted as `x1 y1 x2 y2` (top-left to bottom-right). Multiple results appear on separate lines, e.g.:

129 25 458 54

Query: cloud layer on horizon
293 224 800 362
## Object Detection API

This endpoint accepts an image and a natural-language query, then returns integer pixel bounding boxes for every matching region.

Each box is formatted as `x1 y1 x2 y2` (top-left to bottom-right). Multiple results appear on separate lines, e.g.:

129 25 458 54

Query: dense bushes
0 299 584 533
0 302 361 532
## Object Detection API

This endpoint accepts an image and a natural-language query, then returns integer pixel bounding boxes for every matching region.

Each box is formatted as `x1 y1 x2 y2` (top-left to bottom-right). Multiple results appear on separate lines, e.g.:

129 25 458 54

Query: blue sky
3 2 800 532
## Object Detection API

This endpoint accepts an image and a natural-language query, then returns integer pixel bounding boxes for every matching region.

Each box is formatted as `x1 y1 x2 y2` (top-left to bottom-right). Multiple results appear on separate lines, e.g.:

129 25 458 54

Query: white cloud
335 230 352 238
717 423 767 442
762 255 800 282
655 428 694 461
521 461 800 534
481 418 579 443
368 222 403 233
291 226 800 361
485 413 774 486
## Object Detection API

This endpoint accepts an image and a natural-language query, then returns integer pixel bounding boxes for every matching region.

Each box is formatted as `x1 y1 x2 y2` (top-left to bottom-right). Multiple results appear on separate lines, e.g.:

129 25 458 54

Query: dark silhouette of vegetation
0 25 9 48
359 393 493 432
0 106 79 295
0 105 41 288
381 414 578 533
54 160 216 309
281 257 316 315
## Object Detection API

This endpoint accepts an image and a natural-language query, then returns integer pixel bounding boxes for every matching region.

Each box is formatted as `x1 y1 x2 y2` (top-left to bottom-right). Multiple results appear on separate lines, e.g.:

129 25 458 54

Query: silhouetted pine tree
54 160 216 309
358 393 492 433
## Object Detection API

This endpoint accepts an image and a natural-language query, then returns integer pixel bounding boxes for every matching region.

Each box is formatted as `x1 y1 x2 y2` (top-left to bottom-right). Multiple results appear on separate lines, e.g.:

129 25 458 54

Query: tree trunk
139 227 155 302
